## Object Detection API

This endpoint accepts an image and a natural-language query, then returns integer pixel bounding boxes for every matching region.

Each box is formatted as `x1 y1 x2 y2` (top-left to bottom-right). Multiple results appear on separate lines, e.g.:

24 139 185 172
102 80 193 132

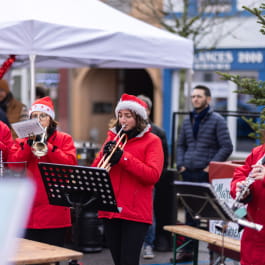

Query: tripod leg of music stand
72 204 82 250
193 239 199 265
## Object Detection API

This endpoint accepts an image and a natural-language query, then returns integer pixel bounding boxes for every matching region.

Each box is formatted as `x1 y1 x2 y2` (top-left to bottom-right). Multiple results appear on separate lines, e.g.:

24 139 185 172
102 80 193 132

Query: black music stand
174 181 236 222
174 181 262 265
174 181 236 265
38 162 119 250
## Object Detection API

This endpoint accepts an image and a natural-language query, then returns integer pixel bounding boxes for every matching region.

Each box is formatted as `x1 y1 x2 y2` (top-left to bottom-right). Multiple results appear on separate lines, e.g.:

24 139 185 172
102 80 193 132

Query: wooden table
164 224 240 265
11 238 83 265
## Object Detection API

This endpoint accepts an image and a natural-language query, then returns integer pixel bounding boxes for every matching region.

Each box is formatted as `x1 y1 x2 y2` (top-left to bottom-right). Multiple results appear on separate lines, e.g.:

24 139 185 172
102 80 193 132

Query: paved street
67 241 239 265
66 208 240 265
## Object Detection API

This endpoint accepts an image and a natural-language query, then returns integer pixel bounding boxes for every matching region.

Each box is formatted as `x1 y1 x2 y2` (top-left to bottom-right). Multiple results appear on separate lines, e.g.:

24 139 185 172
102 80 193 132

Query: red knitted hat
29 96 55 119
115 93 147 120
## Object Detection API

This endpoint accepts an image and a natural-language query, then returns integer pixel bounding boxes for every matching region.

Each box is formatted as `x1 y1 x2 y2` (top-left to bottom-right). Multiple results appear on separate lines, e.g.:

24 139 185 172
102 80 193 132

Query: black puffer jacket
176 108 233 170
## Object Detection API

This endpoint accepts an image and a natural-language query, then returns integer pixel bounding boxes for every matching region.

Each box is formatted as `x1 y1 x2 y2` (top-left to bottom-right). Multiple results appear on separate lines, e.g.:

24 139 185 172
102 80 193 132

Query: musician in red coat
8 96 77 247
92 94 164 265
230 144 265 265
0 120 13 162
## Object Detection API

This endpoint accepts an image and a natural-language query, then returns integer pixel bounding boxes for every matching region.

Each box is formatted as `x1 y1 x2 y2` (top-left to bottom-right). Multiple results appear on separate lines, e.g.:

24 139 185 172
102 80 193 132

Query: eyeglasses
31 113 49 120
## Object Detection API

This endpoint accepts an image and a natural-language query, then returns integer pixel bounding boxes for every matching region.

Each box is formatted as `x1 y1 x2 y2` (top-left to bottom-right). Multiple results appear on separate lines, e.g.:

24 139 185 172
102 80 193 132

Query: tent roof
0 0 193 69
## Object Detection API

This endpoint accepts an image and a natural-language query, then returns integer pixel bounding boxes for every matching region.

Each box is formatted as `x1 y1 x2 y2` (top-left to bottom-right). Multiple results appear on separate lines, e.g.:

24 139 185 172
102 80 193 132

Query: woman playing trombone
91 93 164 265
8 96 77 247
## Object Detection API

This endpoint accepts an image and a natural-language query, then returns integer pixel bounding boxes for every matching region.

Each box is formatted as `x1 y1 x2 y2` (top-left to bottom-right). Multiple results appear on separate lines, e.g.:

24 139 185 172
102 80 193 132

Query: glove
27 139 34 146
27 135 41 147
103 141 116 156
109 147 123 166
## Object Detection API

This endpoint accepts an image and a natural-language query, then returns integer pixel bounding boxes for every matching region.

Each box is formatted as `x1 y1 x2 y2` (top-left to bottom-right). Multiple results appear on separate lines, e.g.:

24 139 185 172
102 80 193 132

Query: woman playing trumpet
91 93 164 265
8 96 77 247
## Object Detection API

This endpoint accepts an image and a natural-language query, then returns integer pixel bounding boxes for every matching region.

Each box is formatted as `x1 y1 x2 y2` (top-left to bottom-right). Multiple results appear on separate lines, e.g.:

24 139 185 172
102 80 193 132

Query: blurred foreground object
0 178 35 265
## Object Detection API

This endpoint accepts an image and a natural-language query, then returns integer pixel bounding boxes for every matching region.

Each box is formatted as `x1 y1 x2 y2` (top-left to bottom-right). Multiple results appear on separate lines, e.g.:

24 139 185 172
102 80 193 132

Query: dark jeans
24 227 68 247
103 218 149 265
180 169 209 253
144 189 156 248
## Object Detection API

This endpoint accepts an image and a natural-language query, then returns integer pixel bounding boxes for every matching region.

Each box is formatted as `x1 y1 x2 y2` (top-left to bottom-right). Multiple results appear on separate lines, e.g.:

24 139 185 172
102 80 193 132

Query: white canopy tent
0 0 193 102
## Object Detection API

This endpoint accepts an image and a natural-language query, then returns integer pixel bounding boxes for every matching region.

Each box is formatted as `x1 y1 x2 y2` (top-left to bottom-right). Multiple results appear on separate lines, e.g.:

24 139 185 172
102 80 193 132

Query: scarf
115 124 139 140
192 106 209 139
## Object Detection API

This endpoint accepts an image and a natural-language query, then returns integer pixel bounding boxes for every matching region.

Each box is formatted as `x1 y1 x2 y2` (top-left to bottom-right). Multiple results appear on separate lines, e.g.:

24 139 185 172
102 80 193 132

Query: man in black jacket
175 85 233 262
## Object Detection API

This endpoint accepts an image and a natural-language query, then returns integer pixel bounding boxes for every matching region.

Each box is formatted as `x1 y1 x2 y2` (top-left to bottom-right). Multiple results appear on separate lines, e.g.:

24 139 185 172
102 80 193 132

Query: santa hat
115 93 148 120
29 96 55 119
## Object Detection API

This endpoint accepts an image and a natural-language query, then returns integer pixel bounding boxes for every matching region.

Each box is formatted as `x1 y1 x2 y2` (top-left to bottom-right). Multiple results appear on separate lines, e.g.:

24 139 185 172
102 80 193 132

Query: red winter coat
8 130 77 229
230 144 265 265
0 121 13 161
91 126 164 224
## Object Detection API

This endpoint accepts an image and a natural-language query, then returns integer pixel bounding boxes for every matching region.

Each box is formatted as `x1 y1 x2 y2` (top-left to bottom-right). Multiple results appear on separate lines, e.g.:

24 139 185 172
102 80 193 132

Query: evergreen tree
217 3 265 143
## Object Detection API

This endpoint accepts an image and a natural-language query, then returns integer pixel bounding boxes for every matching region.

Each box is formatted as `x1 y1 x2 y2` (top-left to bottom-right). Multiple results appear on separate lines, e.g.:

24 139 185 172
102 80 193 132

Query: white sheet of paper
11 119 44 138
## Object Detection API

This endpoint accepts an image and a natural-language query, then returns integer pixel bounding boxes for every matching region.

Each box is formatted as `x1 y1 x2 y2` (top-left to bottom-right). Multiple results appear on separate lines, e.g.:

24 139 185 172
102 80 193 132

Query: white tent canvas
0 0 193 70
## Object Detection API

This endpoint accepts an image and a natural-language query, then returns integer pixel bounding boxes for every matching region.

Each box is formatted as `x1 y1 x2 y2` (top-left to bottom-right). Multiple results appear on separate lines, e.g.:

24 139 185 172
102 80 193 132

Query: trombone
97 125 127 171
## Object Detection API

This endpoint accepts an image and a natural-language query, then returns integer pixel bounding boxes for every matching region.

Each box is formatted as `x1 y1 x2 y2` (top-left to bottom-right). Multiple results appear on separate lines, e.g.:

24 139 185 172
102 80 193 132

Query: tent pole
186 69 193 110
29 54 36 104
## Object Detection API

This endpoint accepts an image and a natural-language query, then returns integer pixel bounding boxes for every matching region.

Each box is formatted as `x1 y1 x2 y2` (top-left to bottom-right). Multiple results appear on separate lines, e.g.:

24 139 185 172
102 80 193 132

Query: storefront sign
194 48 265 70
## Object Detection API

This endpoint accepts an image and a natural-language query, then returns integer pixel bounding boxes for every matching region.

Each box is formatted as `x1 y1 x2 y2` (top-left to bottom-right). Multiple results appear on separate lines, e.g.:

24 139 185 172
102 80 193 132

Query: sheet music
174 181 237 221
11 119 44 138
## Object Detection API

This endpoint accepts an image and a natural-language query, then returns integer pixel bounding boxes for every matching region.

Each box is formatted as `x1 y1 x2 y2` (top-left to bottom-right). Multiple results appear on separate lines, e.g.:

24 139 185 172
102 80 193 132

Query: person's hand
27 138 34 147
109 147 123 166
27 134 41 147
103 141 116 156
236 180 248 194
236 180 251 200
250 164 265 180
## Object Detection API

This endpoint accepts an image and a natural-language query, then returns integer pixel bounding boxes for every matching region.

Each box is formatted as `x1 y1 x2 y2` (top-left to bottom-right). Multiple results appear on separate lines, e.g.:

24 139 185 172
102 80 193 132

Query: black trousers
103 218 149 265
24 227 68 247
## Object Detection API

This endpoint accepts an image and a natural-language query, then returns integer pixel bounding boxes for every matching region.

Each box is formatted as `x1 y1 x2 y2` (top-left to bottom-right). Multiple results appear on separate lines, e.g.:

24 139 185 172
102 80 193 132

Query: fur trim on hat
115 93 147 120
29 96 55 119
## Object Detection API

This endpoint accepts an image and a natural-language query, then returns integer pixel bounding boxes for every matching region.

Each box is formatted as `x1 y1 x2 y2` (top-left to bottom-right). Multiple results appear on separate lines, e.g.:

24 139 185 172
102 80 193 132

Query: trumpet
97 125 127 171
31 127 48 158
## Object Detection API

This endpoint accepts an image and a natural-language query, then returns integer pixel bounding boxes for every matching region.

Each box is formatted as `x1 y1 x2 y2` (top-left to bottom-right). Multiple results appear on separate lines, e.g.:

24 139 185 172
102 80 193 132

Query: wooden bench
164 224 240 265
11 238 83 265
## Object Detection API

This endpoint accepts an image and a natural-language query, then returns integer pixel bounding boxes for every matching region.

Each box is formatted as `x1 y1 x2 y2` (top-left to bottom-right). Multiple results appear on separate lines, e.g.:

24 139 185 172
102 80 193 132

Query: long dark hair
46 118 58 138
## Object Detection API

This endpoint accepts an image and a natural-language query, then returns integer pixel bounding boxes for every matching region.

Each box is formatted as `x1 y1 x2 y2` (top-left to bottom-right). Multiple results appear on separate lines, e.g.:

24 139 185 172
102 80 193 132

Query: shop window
93 102 113 114
203 73 213 82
